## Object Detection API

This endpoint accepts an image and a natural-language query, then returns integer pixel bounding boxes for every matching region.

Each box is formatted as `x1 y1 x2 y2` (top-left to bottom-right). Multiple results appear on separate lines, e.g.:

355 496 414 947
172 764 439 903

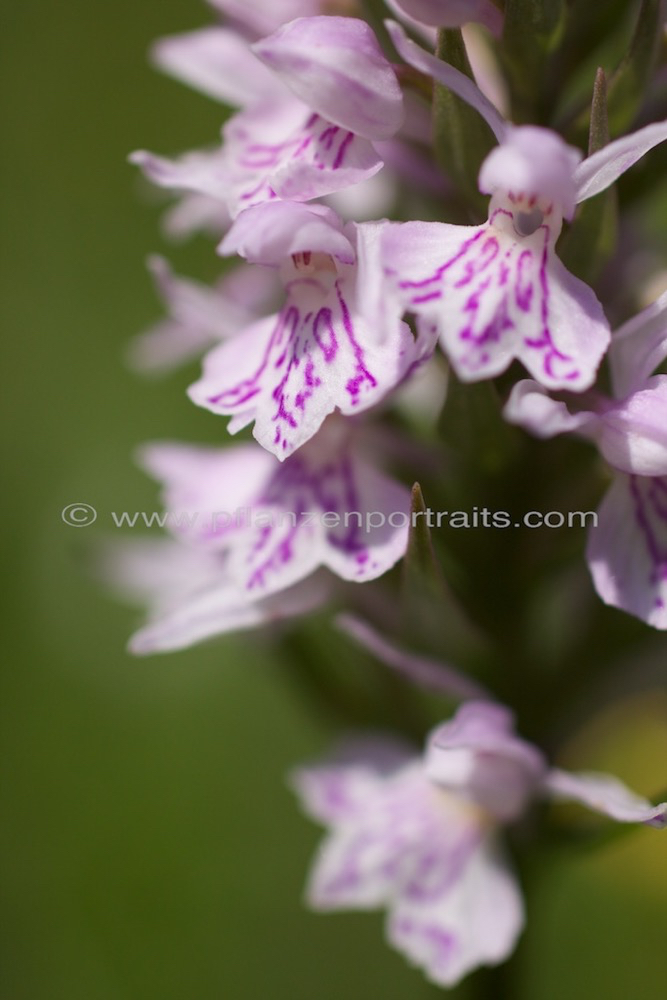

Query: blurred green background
1 2 666 998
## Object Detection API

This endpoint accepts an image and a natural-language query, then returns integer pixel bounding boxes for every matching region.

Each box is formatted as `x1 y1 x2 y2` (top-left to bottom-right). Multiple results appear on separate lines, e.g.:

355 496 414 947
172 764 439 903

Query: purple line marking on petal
324 454 369 561
630 476 667 603
233 111 366 209
519 236 578 381
332 131 354 169
411 290 442 304
295 357 322 409
394 211 586 382
453 237 499 289
318 124 340 151
399 230 486 292
240 114 320 169
207 305 300 408
206 263 389 453
242 448 375 590
239 178 273 203
404 826 481 903
312 308 338 362
335 282 378 405
514 250 534 312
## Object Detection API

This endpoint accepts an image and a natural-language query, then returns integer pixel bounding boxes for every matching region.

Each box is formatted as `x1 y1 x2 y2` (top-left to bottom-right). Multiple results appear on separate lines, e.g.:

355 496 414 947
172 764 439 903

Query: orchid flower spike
108 420 410 653
380 22 667 392
293 701 666 987
188 202 422 460
505 290 667 629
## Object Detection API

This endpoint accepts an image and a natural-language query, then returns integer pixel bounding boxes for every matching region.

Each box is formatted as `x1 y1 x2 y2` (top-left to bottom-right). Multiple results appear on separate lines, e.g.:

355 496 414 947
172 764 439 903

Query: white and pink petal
385 0 503 35
596 376 667 477
223 102 385 216
129 257 271 374
291 738 416 826
610 289 667 398
136 441 276 547
209 0 325 38
151 27 282 107
574 118 667 204
103 536 328 654
129 147 231 203
425 702 547 821
223 436 410 597
387 839 524 987
252 17 404 141
188 273 416 460
301 764 481 912
163 192 230 241
587 473 667 630
503 379 598 439
220 201 355 266
129 573 328 655
382 215 610 390
545 769 667 828
479 127 581 220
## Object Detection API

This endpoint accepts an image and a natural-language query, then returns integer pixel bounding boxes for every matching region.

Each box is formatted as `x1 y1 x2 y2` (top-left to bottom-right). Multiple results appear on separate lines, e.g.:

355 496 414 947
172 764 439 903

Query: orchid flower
131 18 404 222
379 23 667 391
188 201 421 460
128 256 279 374
293 700 666 987
505 290 667 628
110 420 410 653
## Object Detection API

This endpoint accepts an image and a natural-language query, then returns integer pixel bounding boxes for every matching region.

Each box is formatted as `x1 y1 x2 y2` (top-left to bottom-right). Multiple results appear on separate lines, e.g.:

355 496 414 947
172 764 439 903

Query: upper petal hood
425 702 547 821
253 17 404 141
479 127 582 221
219 202 356 266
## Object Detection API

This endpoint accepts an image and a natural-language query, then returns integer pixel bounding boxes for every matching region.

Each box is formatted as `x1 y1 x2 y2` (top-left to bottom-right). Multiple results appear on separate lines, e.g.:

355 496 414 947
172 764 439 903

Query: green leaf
607 0 663 133
438 372 521 479
404 482 444 588
560 192 618 287
502 0 567 121
401 482 451 644
559 69 618 284
588 67 610 155
401 483 488 658
432 29 495 219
